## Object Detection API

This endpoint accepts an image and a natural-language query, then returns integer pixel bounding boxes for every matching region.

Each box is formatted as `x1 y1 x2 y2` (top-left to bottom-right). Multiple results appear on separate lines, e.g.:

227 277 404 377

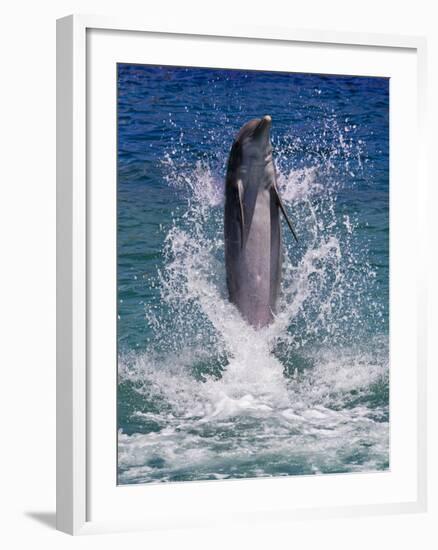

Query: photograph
116 63 389 485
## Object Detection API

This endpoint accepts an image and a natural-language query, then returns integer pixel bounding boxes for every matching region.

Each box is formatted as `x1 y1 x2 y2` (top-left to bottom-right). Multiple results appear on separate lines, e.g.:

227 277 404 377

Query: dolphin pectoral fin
237 179 246 248
273 185 299 243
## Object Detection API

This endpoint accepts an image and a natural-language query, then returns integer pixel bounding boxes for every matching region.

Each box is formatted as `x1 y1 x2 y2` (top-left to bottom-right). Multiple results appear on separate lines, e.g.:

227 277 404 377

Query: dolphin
224 116 298 328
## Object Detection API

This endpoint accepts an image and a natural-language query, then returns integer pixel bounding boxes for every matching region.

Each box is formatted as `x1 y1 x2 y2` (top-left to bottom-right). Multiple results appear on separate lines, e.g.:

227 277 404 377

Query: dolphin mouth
253 115 272 137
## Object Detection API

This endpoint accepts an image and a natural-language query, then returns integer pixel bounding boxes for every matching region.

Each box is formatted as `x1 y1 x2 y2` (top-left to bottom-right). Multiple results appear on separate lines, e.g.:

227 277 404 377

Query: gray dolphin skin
224 116 298 328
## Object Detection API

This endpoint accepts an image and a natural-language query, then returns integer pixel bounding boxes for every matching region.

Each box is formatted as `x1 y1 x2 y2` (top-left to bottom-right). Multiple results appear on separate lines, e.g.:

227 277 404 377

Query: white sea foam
118 343 388 483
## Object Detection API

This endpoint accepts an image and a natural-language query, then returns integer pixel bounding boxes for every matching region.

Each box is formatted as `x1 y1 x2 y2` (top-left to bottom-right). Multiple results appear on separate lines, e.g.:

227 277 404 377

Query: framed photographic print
57 15 427 535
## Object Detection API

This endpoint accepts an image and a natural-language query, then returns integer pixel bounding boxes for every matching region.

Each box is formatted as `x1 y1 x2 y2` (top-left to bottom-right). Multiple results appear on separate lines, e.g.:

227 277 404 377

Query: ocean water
117 64 389 484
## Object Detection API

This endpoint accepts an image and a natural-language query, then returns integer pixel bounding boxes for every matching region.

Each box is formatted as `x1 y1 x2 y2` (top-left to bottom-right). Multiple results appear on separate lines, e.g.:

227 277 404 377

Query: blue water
117 64 389 484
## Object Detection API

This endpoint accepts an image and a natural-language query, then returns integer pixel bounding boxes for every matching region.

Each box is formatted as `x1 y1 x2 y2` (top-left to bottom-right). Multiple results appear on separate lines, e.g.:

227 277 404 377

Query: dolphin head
227 115 274 194
234 115 273 163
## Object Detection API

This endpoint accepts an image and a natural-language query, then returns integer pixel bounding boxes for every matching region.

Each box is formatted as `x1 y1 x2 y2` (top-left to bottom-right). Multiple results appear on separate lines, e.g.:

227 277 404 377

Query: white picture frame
56 14 428 535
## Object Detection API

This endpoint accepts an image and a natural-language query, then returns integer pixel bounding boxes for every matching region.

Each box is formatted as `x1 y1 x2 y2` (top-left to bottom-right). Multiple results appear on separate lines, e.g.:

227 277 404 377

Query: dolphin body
224 116 298 328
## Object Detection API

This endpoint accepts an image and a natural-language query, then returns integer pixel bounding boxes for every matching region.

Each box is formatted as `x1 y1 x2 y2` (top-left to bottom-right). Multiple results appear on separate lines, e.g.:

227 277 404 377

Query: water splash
118 120 389 484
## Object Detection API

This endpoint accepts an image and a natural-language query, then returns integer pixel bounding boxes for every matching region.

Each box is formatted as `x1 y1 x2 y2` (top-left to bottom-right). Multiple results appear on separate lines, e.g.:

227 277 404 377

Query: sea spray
118 125 389 483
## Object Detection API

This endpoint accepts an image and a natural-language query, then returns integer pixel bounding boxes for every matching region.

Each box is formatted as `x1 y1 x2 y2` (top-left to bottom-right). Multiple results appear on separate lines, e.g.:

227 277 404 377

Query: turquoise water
117 65 389 484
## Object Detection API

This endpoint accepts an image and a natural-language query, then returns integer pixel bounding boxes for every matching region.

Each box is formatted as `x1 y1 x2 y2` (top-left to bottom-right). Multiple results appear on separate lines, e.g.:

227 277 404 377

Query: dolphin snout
254 115 272 138
259 115 271 128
